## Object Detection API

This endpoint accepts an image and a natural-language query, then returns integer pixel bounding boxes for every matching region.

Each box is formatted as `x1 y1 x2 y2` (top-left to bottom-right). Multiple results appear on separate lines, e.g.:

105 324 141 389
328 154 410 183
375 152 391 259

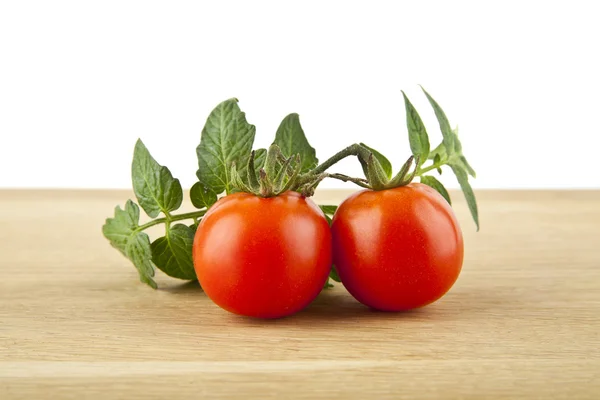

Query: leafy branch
317 87 480 230
103 99 333 289
102 88 479 289
410 87 479 230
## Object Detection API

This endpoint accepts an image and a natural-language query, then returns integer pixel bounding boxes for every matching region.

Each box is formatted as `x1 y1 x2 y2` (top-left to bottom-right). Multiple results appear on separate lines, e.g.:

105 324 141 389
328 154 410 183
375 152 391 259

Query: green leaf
273 113 318 172
132 139 183 218
433 153 443 174
127 232 157 289
102 199 140 256
451 127 476 178
329 266 341 282
428 128 475 178
102 200 157 289
402 91 430 165
190 182 218 209
459 155 477 178
319 205 338 216
196 98 256 195
319 205 337 226
428 142 447 161
450 164 480 231
323 278 334 289
421 87 455 154
319 205 338 226
359 143 392 179
420 175 452 205
151 224 197 281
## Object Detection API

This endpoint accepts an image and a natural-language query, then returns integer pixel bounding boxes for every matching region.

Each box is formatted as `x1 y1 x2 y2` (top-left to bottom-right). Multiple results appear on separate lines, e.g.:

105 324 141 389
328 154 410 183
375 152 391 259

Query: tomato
331 183 464 311
192 191 332 319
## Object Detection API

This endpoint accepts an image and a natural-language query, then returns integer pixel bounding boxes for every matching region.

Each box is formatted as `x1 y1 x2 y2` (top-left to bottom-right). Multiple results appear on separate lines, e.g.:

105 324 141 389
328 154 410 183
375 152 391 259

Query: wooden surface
1 189 599 399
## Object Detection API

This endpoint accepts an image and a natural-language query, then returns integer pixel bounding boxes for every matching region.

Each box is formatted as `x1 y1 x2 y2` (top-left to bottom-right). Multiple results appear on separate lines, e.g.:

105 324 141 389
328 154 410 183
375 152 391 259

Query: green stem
310 144 369 175
325 173 371 189
135 210 207 232
294 143 372 189
417 160 446 176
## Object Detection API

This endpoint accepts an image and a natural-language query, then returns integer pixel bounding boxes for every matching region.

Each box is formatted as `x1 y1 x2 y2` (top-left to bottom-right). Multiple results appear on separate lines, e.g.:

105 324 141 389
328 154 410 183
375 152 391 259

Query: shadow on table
229 288 429 327
297 289 427 323
158 279 502 325
160 280 204 294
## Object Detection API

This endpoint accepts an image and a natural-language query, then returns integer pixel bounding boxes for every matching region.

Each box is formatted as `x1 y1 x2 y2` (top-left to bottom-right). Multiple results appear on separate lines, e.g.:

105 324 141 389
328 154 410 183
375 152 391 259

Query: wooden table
1 190 599 399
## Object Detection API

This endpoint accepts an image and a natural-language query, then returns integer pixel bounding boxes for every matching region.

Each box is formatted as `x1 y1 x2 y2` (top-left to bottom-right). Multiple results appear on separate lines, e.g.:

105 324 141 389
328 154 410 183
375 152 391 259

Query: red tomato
192 191 332 319
331 183 464 311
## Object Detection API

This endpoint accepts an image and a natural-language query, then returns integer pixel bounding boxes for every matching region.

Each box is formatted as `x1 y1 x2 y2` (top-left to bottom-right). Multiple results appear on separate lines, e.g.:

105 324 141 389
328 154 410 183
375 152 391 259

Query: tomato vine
102 87 479 289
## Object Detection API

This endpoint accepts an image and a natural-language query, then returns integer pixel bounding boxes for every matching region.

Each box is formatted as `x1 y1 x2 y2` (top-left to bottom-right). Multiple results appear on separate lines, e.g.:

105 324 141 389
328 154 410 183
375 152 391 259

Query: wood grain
1 189 599 399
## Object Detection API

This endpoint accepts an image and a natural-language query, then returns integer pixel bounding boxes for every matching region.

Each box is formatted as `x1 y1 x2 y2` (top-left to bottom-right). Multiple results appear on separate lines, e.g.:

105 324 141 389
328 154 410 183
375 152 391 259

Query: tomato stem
310 144 370 175
417 161 445 176
416 152 458 176
135 210 207 233
324 173 371 189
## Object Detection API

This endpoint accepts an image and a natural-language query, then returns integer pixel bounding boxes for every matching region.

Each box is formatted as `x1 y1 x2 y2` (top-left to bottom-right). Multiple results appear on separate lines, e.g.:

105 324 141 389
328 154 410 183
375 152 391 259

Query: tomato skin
192 191 332 319
331 183 464 311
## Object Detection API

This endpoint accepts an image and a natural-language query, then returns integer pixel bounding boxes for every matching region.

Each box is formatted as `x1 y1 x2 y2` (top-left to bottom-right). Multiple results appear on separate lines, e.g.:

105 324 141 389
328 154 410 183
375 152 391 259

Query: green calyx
230 144 307 197
361 151 420 191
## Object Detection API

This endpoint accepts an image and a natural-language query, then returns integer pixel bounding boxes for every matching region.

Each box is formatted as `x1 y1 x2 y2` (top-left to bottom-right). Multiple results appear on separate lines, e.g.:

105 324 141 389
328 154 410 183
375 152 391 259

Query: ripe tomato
331 183 464 311
192 191 332 319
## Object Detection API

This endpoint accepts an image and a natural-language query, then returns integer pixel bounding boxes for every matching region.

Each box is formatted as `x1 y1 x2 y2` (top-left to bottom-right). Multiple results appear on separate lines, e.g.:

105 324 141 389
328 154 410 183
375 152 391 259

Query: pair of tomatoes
192 184 464 318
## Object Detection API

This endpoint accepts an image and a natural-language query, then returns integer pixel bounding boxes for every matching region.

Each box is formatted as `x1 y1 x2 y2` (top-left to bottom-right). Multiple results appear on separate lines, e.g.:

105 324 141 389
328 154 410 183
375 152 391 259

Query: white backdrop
1 1 599 189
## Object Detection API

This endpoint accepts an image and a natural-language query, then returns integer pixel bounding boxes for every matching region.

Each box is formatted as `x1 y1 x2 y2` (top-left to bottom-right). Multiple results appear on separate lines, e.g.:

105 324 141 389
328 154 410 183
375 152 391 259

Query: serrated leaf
132 139 183 218
402 91 430 165
126 232 157 289
196 98 256 195
102 199 140 256
420 175 452 205
102 200 157 289
450 164 480 231
359 143 392 179
151 224 197 281
273 113 318 172
421 87 455 155
190 181 218 209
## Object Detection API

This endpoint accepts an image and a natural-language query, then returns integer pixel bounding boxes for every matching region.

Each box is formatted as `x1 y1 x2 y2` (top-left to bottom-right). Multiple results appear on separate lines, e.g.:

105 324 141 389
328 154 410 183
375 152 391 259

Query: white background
1 0 599 189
